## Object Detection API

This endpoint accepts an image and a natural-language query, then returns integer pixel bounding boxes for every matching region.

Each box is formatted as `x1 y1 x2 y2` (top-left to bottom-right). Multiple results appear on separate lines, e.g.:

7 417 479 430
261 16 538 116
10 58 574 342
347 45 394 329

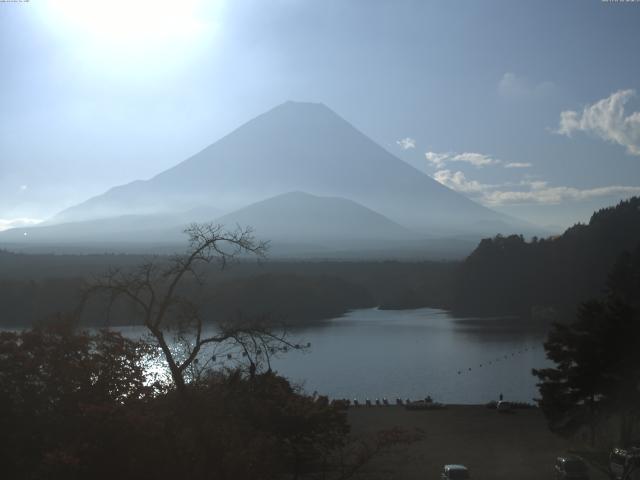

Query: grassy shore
348 405 608 480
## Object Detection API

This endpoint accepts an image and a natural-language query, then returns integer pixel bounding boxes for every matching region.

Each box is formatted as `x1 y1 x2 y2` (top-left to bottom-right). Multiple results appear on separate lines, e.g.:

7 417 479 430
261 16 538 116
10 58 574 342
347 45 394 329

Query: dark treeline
0 254 456 327
453 197 640 319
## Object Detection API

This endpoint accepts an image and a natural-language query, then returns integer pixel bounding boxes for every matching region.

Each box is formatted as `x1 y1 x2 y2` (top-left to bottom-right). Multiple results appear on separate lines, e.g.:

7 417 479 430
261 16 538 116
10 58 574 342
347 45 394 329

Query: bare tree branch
80 222 292 395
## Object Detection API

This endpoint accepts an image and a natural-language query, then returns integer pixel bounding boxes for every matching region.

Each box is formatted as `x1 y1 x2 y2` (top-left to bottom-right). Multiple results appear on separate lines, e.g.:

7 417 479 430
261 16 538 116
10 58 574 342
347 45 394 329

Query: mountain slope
52 101 526 236
0 213 188 245
0 192 421 257
214 191 416 245
0 206 222 247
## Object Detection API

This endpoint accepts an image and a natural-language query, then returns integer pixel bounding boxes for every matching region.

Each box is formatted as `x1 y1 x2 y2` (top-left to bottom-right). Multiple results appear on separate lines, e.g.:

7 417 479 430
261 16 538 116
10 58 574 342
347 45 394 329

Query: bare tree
80 222 300 395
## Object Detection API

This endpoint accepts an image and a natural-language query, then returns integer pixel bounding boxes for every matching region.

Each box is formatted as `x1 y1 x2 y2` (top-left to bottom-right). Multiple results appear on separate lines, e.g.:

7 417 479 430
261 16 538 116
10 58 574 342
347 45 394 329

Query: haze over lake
118 307 549 405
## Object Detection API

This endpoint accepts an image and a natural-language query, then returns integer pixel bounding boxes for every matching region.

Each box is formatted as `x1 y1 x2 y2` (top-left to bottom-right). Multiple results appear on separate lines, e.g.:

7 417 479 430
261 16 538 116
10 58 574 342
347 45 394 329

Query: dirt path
347 405 607 480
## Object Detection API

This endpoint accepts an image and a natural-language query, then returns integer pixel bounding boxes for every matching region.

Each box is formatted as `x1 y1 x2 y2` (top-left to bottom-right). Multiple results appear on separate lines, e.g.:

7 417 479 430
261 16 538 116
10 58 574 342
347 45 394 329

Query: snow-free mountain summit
3 102 532 254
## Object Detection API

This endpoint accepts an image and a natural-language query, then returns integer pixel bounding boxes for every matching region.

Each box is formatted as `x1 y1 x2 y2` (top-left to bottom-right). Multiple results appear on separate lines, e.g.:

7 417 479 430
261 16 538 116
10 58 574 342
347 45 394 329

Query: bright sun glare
47 0 204 44
40 0 214 66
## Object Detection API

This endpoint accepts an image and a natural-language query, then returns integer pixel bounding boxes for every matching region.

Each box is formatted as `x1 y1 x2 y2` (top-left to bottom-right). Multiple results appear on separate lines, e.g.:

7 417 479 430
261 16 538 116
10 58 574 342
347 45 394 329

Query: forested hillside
0 254 455 327
453 197 640 318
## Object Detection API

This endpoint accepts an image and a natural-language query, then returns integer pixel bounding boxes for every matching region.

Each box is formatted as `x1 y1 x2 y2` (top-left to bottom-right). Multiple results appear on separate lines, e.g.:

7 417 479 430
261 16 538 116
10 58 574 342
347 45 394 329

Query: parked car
440 464 470 479
554 455 589 480
609 447 640 480
496 400 513 413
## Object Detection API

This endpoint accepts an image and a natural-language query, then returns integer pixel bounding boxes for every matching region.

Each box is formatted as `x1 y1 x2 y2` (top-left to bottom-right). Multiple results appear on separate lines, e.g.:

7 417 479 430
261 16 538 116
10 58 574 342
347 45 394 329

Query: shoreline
347 404 608 480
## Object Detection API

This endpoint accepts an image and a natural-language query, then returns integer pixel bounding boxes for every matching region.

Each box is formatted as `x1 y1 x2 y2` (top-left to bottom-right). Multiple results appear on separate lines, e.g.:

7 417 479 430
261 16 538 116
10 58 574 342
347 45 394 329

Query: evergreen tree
533 245 640 445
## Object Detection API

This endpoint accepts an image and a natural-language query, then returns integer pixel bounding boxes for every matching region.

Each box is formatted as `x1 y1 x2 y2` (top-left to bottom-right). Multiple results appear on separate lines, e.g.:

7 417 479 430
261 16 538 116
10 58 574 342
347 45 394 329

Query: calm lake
119 307 551 405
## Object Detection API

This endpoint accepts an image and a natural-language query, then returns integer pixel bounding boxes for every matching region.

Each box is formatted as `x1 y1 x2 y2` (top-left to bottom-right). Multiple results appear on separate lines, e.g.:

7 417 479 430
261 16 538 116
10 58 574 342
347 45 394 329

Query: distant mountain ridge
215 191 415 242
2 192 465 258
50 101 528 236
0 101 540 257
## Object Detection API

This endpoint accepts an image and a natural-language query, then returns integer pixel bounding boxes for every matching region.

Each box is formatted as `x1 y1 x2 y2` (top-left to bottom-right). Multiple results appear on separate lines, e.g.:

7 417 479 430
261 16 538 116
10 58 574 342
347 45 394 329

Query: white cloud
432 170 496 194
0 217 42 232
19 185 28 191
425 151 451 168
522 180 548 190
396 137 416 150
504 162 532 168
498 72 555 99
425 151 500 168
431 170 640 206
451 152 500 167
426 150 535 170
556 89 640 156
483 185 640 206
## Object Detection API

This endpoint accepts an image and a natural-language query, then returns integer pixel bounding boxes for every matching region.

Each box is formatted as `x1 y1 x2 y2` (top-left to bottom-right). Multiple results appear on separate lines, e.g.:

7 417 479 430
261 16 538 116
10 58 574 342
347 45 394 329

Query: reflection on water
117 307 551 404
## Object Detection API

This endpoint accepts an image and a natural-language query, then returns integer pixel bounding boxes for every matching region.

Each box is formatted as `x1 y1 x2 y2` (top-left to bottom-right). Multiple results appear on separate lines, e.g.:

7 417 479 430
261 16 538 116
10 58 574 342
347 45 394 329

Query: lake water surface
120 307 551 404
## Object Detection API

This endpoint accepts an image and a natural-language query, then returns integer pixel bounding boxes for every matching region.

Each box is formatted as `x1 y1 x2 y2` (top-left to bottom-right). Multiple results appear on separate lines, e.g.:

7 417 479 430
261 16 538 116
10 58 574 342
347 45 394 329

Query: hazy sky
2 0 640 230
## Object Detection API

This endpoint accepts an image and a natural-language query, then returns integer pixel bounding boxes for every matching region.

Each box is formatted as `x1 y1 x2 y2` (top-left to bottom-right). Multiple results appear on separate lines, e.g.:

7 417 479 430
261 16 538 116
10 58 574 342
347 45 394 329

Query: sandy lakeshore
347 405 608 480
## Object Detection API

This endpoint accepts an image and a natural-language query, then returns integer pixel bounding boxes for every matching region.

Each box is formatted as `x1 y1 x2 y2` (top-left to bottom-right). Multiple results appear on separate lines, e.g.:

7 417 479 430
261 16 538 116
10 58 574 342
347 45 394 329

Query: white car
440 464 470 479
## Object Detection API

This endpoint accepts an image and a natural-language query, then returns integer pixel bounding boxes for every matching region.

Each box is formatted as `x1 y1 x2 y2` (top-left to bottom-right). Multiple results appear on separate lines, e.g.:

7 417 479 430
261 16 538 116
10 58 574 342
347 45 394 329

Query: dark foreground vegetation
0 321 354 479
534 242 640 448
